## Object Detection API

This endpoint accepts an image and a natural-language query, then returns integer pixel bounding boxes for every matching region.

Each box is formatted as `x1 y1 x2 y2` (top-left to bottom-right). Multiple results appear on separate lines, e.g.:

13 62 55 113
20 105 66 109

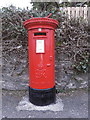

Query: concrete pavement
2 89 88 118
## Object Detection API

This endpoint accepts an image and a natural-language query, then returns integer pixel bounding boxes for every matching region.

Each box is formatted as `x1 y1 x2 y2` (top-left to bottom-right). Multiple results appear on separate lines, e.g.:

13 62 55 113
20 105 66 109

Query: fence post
63 7 88 20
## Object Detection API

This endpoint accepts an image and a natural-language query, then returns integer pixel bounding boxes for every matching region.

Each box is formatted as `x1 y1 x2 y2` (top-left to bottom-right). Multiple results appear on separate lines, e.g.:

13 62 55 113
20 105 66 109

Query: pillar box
23 15 58 106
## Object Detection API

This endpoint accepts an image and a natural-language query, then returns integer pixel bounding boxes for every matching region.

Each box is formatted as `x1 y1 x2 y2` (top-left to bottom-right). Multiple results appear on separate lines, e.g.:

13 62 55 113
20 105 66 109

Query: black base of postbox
29 86 56 106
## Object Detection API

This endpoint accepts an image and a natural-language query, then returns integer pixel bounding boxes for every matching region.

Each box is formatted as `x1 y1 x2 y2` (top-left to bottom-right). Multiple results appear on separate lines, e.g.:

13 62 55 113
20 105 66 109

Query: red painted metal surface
23 17 58 89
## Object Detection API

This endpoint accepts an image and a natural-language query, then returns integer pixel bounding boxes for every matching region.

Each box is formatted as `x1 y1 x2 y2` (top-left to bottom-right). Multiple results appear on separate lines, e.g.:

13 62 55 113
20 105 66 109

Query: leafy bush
1 4 90 76
55 17 89 74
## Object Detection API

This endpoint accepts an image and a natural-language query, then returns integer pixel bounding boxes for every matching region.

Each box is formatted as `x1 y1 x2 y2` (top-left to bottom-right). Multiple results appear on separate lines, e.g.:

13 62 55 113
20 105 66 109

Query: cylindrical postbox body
23 17 58 106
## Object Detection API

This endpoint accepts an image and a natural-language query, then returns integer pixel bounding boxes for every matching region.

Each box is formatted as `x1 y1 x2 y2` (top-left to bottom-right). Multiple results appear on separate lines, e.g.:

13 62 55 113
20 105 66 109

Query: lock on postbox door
23 16 59 106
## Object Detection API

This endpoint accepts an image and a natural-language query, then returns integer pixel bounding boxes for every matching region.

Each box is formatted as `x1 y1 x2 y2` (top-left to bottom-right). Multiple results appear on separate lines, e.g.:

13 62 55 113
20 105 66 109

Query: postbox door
28 29 55 89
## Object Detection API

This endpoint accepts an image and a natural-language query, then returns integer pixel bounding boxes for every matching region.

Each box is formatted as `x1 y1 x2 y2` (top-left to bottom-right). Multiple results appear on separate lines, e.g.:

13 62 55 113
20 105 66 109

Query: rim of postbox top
23 17 59 30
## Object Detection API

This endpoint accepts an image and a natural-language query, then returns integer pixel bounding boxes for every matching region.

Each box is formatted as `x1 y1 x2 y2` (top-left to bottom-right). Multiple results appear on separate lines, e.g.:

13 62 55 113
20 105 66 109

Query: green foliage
55 17 89 74
72 50 90 73
2 3 90 75
31 2 61 19
2 5 32 46
73 60 89 73
58 1 89 7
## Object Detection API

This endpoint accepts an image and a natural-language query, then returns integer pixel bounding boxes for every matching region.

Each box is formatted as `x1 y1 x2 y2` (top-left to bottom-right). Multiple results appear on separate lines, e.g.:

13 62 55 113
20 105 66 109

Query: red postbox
23 15 58 106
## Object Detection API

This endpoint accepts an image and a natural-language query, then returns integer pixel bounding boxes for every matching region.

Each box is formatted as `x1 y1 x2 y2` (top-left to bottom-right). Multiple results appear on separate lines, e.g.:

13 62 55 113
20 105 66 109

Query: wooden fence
61 7 88 20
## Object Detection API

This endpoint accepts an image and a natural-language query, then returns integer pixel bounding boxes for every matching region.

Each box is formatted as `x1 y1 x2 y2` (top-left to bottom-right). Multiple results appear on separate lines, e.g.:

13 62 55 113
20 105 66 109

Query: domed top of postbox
23 17 59 30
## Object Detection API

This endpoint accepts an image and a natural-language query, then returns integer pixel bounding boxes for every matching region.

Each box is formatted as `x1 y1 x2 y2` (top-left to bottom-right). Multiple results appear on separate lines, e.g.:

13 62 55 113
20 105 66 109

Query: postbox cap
23 17 59 30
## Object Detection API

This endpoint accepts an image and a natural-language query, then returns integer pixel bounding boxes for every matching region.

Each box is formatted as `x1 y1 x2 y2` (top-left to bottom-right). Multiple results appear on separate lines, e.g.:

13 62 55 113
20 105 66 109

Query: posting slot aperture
34 33 46 36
